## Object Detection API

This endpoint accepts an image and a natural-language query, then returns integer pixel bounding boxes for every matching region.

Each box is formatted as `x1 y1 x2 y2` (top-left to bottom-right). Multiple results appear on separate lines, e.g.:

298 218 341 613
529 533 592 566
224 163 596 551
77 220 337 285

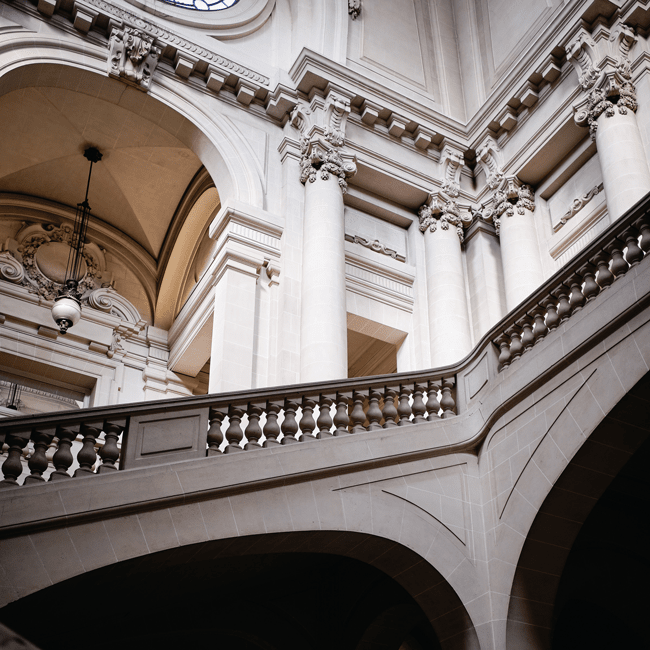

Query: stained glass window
160 0 239 11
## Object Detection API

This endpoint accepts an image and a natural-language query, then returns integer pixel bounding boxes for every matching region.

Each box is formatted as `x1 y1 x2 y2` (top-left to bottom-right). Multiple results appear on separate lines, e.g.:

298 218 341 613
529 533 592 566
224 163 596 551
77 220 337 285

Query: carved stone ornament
108 26 160 92
440 146 464 198
477 137 504 190
611 24 637 81
566 31 600 91
557 182 604 230
418 194 472 243
483 179 536 235
574 79 638 140
345 234 405 261
298 137 357 194
348 0 361 20
324 93 351 147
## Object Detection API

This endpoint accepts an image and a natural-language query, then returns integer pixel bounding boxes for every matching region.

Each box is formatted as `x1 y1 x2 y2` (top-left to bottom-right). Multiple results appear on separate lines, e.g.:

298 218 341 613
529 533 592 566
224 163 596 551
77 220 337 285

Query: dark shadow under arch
506 370 650 649
0 531 478 650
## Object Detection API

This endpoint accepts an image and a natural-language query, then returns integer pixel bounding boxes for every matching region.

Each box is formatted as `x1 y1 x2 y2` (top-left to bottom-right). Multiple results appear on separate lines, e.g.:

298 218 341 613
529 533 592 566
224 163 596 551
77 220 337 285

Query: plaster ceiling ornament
566 31 600 91
440 145 465 198
348 0 361 20
476 137 504 190
418 194 472 243
108 26 160 92
484 178 536 235
574 79 638 140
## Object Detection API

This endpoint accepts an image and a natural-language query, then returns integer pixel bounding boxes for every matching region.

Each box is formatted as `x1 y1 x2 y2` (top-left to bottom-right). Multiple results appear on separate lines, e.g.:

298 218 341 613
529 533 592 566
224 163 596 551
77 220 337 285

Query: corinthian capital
418 193 472 242
298 138 357 193
483 178 535 235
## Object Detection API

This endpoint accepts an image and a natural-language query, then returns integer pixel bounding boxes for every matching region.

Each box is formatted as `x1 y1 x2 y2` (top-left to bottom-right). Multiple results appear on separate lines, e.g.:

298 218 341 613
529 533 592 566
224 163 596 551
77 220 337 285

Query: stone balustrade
1 194 649 488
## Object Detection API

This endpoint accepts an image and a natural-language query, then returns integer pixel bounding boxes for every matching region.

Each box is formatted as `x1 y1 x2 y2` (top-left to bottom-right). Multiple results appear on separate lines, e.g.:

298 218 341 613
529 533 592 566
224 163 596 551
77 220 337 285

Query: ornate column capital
418 193 472 242
440 144 465 198
483 177 535 235
290 89 357 193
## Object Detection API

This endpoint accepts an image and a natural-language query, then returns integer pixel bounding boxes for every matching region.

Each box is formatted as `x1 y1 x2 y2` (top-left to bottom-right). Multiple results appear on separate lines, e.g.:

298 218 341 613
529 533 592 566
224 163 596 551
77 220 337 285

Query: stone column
299 145 356 382
490 180 545 311
419 198 472 366
576 81 650 220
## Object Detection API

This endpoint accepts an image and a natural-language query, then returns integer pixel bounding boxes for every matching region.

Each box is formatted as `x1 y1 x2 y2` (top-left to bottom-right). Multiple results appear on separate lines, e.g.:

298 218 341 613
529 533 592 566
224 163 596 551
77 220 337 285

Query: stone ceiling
0 85 202 260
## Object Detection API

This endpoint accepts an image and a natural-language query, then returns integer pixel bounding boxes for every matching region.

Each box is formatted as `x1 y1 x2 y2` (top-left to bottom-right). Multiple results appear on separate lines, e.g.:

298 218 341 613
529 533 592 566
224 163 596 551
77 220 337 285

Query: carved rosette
108 26 160 92
418 197 471 243
575 80 638 140
484 181 536 235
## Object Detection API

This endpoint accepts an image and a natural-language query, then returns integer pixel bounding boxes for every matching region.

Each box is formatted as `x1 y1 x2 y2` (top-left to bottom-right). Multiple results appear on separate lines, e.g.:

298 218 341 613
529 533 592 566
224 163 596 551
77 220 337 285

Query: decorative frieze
108 26 160 92
418 194 472 243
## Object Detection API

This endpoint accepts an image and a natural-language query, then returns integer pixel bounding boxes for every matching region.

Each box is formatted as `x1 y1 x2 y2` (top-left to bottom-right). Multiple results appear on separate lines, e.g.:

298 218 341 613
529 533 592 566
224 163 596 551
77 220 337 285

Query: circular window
159 0 239 10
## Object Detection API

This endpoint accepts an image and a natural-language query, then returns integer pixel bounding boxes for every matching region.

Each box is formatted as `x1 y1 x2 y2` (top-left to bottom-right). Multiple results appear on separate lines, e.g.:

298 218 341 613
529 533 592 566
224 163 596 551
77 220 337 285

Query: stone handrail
0 193 649 486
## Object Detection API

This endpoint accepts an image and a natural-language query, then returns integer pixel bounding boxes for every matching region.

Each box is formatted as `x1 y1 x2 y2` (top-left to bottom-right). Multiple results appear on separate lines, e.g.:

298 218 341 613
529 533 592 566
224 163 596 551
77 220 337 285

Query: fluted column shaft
300 174 348 382
424 226 472 366
500 207 545 311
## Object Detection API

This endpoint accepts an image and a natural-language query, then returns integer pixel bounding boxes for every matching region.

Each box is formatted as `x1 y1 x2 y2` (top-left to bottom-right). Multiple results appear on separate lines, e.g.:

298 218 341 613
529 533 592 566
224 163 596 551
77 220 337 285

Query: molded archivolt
0 35 264 212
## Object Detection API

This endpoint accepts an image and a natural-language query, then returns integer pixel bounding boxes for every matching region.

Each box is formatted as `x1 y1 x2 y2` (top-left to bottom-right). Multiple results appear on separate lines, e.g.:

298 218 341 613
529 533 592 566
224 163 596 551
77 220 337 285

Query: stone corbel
610 23 637 81
418 192 472 242
566 30 600 90
476 137 504 190
107 24 160 92
440 145 465 198
324 91 351 146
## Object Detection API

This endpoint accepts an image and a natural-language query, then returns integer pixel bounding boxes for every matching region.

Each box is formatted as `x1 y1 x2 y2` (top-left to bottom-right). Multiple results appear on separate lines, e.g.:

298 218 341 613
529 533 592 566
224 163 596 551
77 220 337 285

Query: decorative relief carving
440 146 464 198
108 26 160 91
418 194 472 243
556 182 604 230
483 178 535 235
348 0 361 20
0 251 25 284
566 31 600 90
298 138 357 193
345 234 405 262
477 137 504 190
324 93 351 146
612 24 636 80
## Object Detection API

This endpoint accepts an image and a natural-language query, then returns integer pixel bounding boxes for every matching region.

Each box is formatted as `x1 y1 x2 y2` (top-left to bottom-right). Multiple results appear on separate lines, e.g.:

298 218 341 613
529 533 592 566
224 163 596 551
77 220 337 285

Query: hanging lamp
51 146 102 335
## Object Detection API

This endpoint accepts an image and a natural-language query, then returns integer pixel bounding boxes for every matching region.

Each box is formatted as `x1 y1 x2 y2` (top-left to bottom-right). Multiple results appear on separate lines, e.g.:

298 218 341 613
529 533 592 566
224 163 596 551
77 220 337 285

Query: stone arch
0 530 477 650
503 367 650 648
0 34 264 210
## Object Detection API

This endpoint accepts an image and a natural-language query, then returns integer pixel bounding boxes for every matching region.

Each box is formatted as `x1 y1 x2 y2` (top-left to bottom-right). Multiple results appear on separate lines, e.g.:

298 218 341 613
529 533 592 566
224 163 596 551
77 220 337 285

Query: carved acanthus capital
348 0 361 20
440 145 464 198
418 193 472 243
298 137 357 194
108 26 160 92
566 31 600 91
574 77 638 139
483 178 535 235
476 137 504 190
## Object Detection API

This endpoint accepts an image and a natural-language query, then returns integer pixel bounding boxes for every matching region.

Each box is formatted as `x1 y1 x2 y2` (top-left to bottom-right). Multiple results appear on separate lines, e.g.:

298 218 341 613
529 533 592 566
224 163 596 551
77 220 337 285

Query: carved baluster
75 421 103 476
24 427 56 484
579 263 599 303
496 334 511 370
411 384 427 424
530 306 547 343
608 240 629 277
98 419 124 472
334 392 351 435
397 385 413 426
0 432 28 487
440 377 456 418
520 316 535 351
382 387 399 427
553 287 572 323
426 381 441 419
224 405 244 453
50 424 78 480
635 217 650 252
594 253 614 291
207 408 226 455
367 389 383 430
299 397 317 442
245 403 264 450
263 402 282 447
542 297 559 332
350 391 367 433
281 399 299 444
316 395 334 439
508 326 523 362
624 229 644 266
568 273 586 313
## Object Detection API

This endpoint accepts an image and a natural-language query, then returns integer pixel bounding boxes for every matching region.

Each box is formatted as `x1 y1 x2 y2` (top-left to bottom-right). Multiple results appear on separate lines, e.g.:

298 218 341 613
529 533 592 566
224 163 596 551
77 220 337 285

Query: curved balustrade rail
1 194 649 487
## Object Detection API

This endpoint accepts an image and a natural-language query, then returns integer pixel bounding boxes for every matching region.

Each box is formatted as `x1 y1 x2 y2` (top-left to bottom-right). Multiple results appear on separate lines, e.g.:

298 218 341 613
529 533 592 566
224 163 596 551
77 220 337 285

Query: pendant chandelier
51 147 102 335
